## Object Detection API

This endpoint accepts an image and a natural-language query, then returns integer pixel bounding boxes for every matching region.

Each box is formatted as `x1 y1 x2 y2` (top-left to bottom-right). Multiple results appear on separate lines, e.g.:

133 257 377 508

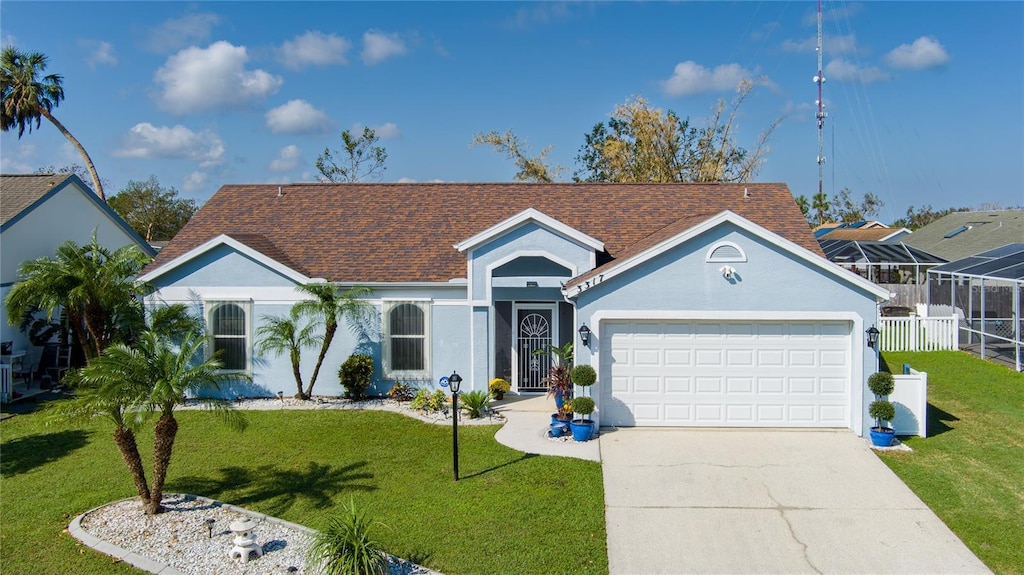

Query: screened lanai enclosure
819 240 947 307
928 243 1024 372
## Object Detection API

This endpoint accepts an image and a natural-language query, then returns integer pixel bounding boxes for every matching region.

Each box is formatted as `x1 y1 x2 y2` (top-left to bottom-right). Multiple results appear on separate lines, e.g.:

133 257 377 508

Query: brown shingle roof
145 182 819 283
0 174 74 227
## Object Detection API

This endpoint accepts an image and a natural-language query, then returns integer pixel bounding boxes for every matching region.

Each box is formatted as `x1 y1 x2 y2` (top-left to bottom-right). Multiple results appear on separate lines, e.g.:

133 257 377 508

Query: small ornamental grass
459 390 491 419
308 499 389 575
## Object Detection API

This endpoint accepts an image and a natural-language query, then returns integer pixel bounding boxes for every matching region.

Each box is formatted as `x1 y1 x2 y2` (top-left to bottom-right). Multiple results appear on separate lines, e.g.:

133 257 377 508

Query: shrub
867 371 895 397
460 390 491 419
410 388 448 413
869 399 896 428
409 388 430 411
387 382 415 402
571 396 595 417
308 498 389 575
339 355 374 400
570 364 597 387
488 378 510 396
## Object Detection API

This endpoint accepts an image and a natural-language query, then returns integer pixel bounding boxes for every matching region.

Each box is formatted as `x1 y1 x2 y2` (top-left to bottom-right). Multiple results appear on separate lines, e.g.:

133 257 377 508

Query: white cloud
80 40 117 68
269 145 301 172
279 31 351 69
782 34 857 55
114 122 225 168
660 61 753 96
182 171 208 193
396 177 417 184
154 41 282 114
825 58 890 84
885 36 949 70
146 12 220 53
266 100 329 134
353 122 402 140
802 3 864 26
361 30 407 65
0 142 35 173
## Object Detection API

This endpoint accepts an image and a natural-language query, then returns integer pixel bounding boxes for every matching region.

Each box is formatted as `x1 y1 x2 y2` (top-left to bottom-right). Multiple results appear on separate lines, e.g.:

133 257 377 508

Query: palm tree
49 369 152 505
85 330 246 514
812 191 831 227
293 284 371 399
1 47 106 200
5 233 151 363
255 308 322 399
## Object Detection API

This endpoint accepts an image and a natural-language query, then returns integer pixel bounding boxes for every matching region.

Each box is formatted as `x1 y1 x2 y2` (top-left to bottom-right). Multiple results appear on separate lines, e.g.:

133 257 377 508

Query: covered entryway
513 305 556 392
600 319 852 427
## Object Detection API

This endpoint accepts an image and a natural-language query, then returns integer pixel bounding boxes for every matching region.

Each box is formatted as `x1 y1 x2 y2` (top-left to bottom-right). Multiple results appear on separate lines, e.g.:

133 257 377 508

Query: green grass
879 351 1024 575
0 405 607 575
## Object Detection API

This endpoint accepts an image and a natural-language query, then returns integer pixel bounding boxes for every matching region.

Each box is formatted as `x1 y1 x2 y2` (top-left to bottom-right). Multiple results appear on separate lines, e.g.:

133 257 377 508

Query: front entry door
515 307 554 392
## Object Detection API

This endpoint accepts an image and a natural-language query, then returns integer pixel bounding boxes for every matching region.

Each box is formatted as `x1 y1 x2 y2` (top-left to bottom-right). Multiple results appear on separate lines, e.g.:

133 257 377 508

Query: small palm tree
5 233 151 363
1 47 106 199
812 190 831 227
81 330 246 514
308 499 389 575
255 308 322 399
293 284 371 399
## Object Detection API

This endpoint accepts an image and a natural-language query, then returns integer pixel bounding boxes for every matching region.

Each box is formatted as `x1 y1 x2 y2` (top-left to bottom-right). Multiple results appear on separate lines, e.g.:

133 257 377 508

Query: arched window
384 301 430 378
207 302 250 371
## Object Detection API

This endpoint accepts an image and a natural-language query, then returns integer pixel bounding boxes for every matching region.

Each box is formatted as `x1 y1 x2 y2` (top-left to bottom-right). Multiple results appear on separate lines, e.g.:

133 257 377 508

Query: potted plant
550 399 573 436
867 371 896 447
488 377 510 400
569 396 596 441
538 342 574 414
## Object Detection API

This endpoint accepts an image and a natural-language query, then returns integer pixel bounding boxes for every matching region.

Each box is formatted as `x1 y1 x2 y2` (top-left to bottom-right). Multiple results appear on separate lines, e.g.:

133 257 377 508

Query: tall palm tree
293 284 371 399
5 233 151 363
255 308 323 399
1 46 106 200
86 331 246 514
812 191 832 227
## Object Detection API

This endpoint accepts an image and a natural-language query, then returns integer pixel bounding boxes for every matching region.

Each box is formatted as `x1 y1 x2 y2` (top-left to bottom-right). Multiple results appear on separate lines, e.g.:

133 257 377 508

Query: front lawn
0 406 607 575
879 351 1024 575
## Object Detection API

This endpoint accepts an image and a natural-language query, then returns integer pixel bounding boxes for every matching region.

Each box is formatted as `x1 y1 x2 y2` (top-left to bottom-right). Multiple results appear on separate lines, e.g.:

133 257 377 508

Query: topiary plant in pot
867 371 896 447
569 396 596 441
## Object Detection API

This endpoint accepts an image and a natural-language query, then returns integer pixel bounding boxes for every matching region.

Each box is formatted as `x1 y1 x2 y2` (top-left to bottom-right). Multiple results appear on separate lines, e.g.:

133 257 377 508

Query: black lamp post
448 370 463 481
578 323 592 347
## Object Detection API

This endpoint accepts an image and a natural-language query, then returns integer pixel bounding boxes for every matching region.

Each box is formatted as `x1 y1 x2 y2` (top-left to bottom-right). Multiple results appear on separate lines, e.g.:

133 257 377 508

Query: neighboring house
813 220 892 239
140 183 890 437
0 174 155 352
903 210 1024 261
817 227 912 242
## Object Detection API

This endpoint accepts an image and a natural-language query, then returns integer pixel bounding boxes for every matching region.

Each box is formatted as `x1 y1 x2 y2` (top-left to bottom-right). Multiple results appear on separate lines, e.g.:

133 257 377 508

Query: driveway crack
763 478 823 574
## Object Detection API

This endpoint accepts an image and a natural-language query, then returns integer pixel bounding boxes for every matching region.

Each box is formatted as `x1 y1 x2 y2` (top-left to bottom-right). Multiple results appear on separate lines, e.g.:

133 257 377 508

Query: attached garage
599 319 852 427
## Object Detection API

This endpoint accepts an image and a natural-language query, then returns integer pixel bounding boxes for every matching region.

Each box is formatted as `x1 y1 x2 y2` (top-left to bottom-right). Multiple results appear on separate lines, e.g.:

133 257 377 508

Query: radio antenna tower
813 0 827 200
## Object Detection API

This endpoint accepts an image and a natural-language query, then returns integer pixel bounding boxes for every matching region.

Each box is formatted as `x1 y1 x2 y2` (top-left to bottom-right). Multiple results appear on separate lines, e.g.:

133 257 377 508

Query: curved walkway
491 394 601 461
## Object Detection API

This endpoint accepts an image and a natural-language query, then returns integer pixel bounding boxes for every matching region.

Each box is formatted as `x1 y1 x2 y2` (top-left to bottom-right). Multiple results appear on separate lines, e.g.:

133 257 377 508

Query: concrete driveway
600 428 990 574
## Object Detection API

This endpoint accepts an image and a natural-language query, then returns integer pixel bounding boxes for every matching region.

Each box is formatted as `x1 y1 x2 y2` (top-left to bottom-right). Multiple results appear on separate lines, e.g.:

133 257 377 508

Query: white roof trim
138 234 313 284
566 210 892 301
454 208 605 253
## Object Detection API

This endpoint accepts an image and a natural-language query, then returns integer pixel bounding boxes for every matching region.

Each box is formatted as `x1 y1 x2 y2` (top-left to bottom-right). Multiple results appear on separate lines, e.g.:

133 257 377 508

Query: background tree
892 204 972 230
255 308 322 399
293 284 372 399
5 233 151 364
574 81 779 183
107 176 198 242
829 188 884 223
1 47 106 200
316 127 387 183
811 191 831 227
35 164 110 193
794 195 811 219
470 130 562 183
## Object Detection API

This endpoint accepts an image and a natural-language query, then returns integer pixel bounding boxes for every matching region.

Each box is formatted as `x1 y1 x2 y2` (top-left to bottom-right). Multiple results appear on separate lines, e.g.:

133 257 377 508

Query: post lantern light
448 371 463 481
866 326 880 349
578 323 592 347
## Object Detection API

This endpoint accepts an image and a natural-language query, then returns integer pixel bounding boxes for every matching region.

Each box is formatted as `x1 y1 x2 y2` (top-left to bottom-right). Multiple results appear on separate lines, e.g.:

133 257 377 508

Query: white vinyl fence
891 365 928 437
879 316 958 352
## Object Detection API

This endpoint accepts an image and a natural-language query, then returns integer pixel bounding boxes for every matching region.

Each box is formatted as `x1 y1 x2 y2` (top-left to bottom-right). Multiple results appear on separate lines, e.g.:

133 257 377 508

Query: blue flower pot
870 428 896 447
550 422 569 437
570 419 593 442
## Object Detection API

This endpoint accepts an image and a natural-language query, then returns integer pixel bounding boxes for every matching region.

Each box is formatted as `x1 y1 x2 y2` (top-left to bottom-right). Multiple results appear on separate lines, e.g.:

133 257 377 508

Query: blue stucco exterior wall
469 222 591 301
156 246 299 288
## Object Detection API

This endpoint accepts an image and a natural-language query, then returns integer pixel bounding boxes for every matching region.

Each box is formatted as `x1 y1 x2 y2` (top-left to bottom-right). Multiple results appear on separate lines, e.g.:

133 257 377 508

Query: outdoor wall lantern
866 326 880 349
578 324 592 347
448 371 463 481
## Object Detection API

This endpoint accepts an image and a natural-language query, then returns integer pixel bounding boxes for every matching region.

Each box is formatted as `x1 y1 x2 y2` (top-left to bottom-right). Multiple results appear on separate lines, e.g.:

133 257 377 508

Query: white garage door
600 320 851 427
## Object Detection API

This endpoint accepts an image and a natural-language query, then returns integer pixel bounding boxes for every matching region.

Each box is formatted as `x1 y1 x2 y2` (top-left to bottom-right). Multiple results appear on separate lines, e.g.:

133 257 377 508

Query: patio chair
40 344 72 383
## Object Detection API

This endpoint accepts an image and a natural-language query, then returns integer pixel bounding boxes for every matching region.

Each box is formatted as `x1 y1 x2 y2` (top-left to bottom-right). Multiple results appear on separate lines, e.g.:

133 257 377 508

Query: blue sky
2 1 1021 224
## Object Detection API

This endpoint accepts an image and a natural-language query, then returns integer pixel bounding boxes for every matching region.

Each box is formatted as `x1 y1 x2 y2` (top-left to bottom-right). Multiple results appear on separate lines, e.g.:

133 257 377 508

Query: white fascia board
454 208 604 253
878 228 912 241
566 210 892 302
138 234 312 284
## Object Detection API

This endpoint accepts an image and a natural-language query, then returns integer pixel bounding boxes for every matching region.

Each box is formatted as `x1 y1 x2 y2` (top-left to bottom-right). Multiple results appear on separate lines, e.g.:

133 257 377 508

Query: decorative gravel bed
75 494 436 575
